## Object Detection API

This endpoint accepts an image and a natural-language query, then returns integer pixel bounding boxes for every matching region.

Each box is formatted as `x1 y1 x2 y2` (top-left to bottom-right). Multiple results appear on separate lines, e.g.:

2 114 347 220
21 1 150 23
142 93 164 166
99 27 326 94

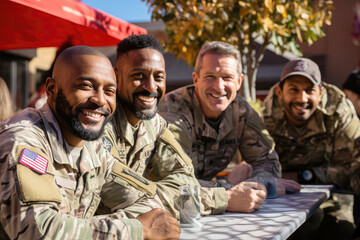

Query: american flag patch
19 148 48 174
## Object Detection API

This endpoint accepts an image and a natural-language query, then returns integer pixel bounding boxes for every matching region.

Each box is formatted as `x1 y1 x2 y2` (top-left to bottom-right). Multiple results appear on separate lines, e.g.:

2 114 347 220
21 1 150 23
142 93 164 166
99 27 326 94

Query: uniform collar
114 102 159 148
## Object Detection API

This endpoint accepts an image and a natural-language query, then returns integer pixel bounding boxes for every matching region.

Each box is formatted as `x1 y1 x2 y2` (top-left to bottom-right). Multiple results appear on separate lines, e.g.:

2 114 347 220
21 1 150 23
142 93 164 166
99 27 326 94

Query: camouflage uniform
263 82 360 194
99 103 228 219
263 82 360 240
0 104 143 239
158 85 281 187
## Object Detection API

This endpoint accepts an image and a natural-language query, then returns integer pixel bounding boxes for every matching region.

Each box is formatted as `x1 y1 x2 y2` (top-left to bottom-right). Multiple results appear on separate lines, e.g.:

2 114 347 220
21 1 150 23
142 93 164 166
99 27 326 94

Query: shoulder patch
112 161 157 196
19 148 48 174
102 136 113 153
15 145 61 203
17 164 62 203
160 128 192 166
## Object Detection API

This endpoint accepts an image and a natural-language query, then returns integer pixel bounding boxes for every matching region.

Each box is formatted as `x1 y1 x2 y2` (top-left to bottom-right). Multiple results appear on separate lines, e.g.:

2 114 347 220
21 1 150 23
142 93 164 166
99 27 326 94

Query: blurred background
0 0 359 110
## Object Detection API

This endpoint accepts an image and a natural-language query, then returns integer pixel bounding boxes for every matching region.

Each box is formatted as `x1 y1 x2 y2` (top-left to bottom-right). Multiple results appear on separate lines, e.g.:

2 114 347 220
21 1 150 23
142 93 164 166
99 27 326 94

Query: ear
319 86 324 98
192 72 198 85
236 74 244 91
276 85 283 99
45 77 57 102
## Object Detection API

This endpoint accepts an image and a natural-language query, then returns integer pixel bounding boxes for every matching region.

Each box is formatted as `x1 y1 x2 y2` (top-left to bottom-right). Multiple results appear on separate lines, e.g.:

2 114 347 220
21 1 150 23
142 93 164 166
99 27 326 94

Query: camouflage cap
280 58 321 85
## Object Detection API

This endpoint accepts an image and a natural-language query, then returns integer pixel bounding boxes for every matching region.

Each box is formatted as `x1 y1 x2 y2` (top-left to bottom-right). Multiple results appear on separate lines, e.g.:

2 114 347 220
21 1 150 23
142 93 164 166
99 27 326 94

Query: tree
142 0 334 101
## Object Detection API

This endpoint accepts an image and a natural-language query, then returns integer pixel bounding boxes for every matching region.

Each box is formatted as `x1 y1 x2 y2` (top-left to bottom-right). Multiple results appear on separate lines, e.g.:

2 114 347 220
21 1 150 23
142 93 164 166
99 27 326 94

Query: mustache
134 90 160 98
290 102 313 109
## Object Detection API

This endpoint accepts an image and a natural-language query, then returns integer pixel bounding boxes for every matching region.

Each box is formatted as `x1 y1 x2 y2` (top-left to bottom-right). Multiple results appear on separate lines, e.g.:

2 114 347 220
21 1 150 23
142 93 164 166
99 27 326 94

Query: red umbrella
0 0 147 50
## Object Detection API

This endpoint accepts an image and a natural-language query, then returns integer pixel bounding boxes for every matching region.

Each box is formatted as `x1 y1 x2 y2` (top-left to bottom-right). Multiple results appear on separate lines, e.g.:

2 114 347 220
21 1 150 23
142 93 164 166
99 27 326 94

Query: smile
210 93 226 98
292 103 311 111
81 110 103 118
138 95 156 102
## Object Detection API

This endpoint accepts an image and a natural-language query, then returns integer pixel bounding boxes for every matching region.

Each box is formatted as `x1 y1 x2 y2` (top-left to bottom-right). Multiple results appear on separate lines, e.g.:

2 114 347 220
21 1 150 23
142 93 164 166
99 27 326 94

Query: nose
142 75 157 93
90 89 106 106
214 77 225 91
298 90 309 103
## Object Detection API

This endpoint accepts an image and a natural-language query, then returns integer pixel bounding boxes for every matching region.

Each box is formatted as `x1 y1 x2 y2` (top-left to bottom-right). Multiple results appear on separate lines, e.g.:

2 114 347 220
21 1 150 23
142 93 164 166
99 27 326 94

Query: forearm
1 180 142 240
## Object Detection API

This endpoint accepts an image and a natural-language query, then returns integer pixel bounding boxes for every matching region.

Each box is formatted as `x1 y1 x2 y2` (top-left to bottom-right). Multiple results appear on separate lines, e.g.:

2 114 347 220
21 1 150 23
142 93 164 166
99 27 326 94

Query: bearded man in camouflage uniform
262 58 360 239
0 46 180 240
158 41 300 213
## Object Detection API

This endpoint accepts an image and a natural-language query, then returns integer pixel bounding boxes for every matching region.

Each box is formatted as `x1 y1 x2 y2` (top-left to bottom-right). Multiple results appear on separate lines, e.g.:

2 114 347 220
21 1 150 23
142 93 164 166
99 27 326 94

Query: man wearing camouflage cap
0 45 180 240
262 57 360 239
159 41 300 213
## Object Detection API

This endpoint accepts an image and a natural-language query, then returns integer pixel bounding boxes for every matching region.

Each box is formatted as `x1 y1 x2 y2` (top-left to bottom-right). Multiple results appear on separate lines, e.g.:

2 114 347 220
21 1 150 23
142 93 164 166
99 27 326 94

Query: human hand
226 181 267 213
276 178 301 196
227 161 253 185
136 208 180 240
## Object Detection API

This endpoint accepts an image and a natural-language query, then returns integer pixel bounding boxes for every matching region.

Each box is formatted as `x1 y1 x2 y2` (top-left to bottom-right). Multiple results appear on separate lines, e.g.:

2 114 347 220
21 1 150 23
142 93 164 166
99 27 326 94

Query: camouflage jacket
99 103 228 219
0 104 142 240
158 85 281 184
263 82 360 194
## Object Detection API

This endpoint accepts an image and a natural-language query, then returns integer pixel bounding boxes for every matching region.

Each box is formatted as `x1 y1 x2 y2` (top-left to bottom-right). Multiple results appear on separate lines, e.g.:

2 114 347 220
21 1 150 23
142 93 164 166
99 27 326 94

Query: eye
79 83 93 89
289 87 298 93
205 75 216 80
132 73 145 80
305 88 316 94
104 87 116 96
155 73 165 82
223 76 234 81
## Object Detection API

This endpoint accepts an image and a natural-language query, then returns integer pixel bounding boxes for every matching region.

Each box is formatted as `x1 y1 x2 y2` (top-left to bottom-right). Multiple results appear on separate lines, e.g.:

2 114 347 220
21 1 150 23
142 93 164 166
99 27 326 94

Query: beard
55 89 111 141
282 100 316 124
125 90 160 120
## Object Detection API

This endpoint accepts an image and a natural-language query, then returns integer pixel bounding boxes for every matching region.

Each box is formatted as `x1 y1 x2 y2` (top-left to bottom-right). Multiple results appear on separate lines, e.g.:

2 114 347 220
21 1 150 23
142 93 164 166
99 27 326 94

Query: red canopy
0 0 147 50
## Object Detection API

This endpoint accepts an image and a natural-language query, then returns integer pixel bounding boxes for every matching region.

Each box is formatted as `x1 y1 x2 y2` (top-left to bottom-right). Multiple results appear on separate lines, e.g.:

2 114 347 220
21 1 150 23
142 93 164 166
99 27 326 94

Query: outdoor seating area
0 0 360 240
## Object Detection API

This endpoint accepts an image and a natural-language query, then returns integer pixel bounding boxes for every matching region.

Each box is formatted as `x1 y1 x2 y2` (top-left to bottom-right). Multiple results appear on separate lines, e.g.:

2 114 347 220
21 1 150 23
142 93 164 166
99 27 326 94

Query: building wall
301 0 360 87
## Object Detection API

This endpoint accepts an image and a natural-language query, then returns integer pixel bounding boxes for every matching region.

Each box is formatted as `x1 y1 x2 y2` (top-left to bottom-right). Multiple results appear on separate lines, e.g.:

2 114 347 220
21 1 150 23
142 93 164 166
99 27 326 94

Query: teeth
83 110 101 118
138 96 155 102
293 104 308 110
211 93 225 98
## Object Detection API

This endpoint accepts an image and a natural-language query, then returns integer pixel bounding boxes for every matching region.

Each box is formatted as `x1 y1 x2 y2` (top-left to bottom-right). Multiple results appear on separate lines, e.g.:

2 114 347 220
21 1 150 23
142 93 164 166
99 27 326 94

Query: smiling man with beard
0 45 180 240
262 58 360 239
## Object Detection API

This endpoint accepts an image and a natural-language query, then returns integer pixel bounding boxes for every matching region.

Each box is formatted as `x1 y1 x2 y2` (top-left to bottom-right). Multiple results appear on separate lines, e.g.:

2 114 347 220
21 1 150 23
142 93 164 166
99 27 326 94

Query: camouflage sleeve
239 106 281 178
326 99 360 192
145 128 227 218
0 137 142 240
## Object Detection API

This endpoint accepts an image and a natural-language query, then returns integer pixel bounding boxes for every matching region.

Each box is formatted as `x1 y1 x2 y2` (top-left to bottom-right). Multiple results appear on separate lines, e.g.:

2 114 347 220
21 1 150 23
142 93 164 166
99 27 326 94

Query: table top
180 185 334 240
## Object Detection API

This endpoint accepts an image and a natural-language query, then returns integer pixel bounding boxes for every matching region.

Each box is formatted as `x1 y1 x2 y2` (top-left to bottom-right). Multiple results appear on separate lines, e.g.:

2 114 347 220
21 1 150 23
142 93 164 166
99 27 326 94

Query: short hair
116 34 164 60
53 45 109 78
195 41 242 75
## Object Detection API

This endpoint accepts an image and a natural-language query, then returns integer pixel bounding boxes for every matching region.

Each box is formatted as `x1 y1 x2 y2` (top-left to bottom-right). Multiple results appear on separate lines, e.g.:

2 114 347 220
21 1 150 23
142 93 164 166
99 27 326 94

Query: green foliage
248 98 264 117
143 0 334 101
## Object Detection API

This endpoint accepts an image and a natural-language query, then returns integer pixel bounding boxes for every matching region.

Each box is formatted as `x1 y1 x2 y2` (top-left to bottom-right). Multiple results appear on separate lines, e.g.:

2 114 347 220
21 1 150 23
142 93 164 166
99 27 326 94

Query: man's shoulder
262 84 280 117
0 108 51 166
0 108 42 136
160 85 194 111
322 83 354 117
